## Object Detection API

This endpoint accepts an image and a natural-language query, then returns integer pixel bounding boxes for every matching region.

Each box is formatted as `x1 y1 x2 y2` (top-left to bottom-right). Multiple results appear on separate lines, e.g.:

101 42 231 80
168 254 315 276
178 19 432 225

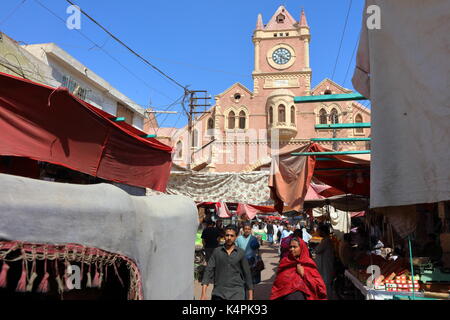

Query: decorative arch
278 104 286 123
207 117 214 130
237 106 249 130
227 109 236 129
355 113 364 134
269 106 274 125
238 111 246 129
290 106 296 125
330 108 339 124
192 129 199 148
176 141 183 159
319 108 327 124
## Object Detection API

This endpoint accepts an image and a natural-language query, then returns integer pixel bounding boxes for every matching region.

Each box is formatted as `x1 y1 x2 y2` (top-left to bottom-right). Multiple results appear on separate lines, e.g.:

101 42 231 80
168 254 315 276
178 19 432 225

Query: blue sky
1 0 367 129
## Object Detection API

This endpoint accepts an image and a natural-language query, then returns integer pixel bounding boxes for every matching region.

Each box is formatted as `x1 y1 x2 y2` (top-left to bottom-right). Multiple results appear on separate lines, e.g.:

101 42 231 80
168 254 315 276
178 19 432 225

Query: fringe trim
0 241 143 300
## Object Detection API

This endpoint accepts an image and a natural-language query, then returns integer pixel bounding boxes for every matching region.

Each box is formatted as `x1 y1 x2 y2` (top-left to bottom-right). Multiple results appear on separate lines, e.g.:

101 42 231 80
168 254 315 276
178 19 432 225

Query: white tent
0 173 198 300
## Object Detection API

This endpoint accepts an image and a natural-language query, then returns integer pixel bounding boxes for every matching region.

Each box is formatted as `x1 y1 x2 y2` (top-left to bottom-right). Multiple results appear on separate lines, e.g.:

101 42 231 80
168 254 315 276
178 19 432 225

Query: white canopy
0 173 198 300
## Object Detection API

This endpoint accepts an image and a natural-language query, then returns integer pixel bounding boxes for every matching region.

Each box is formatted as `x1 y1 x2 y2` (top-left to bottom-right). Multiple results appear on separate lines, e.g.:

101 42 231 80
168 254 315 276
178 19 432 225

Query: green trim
294 93 367 103
112 117 126 122
140 134 157 138
315 123 371 129
311 138 371 142
292 150 371 156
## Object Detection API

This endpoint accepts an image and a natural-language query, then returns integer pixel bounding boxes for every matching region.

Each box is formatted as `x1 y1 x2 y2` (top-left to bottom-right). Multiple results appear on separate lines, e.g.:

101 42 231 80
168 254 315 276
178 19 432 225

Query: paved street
194 242 280 300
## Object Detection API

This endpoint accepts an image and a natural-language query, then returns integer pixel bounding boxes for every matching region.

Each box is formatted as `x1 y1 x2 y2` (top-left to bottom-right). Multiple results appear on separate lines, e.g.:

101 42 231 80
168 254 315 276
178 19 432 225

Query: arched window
278 105 286 123
269 107 273 124
330 108 339 124
228 111 235 129
239 111 246 129
192 129 198 148
324 89 332 95
355 114 363 133
319 108 327 124
290 106 295 125
207 118 214 130
176 141 183 158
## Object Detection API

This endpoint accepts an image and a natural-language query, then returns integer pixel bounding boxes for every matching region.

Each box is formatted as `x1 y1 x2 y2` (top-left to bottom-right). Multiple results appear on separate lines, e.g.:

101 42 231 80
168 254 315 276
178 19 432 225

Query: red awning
0 72 173 191
270 143 370 213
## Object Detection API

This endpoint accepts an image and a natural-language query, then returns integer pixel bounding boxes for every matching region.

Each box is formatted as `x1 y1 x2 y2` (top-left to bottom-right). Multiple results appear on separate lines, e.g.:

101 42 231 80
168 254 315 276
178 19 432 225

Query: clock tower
252 6 311 97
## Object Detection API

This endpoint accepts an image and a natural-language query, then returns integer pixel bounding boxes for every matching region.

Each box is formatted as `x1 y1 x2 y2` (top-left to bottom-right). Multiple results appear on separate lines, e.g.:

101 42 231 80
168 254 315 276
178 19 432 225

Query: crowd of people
199 218 337 301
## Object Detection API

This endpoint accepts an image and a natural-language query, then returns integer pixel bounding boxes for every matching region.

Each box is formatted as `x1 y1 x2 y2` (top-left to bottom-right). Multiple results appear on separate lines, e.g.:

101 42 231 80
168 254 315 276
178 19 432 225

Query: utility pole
186 90 212 170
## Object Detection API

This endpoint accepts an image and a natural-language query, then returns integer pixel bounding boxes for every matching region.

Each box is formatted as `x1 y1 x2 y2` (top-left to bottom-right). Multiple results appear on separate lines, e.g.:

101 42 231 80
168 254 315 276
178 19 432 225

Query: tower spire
256 13 264 30
300 8 309 27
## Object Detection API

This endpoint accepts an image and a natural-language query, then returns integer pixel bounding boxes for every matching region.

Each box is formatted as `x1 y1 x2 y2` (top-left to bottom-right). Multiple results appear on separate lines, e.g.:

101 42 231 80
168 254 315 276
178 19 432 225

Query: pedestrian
266 221 274 244
236 223 262 285
276 222 284 244
301 226 312 243
273 221 279 244
270 236 327 300
314 224 336 300
280 229 304 259
201 220 221 262
280 224 293 243
201 225 254 300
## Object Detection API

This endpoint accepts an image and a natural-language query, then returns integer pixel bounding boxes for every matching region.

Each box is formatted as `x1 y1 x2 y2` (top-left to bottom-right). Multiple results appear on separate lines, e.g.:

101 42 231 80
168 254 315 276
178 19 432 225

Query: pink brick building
151 6 371 172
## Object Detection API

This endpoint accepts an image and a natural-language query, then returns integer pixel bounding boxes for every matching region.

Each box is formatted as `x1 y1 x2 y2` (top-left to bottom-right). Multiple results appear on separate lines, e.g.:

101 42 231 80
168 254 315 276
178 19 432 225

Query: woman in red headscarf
270 237 327 300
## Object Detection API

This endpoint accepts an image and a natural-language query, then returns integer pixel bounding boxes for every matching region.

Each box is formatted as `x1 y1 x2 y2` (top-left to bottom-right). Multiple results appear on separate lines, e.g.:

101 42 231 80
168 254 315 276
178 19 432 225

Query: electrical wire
331 0 353 81
342 32 360 86
65 0 187 91
0 0 27 26
32 0 185 111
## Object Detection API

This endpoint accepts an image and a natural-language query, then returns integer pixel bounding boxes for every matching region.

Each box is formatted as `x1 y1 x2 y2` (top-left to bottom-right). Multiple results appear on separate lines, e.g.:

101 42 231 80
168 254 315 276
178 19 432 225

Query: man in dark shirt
201 225 254 300
266 222 274 244
202 220 221 262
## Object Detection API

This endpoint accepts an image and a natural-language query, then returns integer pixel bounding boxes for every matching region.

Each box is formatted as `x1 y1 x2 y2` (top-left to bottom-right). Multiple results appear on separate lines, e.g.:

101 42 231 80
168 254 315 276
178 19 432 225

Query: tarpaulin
269 143 370 213
0 72 172 191
155 171 271 204
0 173 198 299
352 0 450 209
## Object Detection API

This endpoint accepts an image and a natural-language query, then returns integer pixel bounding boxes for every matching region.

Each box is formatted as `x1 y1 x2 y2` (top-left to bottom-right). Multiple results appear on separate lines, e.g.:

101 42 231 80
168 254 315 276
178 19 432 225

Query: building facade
0 32 157 131
169 6 371 172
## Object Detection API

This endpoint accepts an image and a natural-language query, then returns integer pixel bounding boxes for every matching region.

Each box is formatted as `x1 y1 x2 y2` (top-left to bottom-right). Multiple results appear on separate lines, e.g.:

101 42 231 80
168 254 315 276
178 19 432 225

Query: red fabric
309 143 370 197
271 238 327 300
0 72 172 191
280 235 294 259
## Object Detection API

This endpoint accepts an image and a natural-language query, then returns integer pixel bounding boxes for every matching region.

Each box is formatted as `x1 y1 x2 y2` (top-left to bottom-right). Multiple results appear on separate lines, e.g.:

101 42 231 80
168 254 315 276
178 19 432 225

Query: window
192 129 198 148
228 111 235 129
234 93 241 101
330 108 339 124
176 141 183 158
291 106 295 124
117 103 134 125
274 33 277 37
239 111 246 129
277 14 285 23
207 118 214 130
285 33 289 36
324 90 332 95
278 105 286 123
319 108 327 124
269 107 273 124
355 114 364 134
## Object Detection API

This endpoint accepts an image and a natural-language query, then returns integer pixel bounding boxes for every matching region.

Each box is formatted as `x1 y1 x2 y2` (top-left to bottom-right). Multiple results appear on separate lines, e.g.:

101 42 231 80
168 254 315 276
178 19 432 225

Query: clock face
272 48 292 65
